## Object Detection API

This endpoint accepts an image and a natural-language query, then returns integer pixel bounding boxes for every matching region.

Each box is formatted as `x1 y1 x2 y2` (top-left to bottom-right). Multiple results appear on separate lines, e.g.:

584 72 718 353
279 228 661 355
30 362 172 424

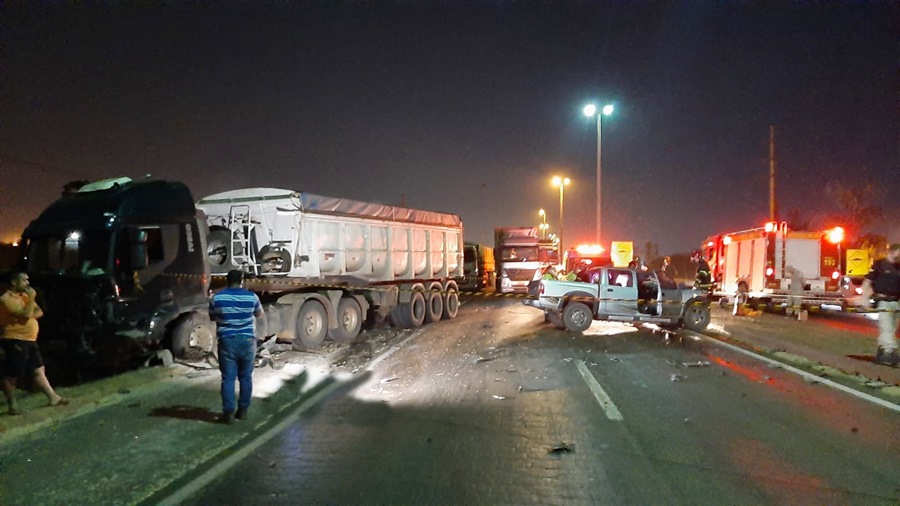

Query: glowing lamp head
826 227 845 244
583 104 597 117
575 244 604 255
602 104 615 116
68 231 81 241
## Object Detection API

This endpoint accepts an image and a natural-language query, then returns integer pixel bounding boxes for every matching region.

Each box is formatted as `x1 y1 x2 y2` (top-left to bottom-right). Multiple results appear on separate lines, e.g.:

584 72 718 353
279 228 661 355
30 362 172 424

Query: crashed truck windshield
499 246 539 262
25 232 112 276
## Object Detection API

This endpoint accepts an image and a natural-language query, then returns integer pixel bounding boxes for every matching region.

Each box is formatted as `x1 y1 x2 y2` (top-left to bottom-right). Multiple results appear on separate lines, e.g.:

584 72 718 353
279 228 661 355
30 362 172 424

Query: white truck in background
196 188 464 349
494 227 542 294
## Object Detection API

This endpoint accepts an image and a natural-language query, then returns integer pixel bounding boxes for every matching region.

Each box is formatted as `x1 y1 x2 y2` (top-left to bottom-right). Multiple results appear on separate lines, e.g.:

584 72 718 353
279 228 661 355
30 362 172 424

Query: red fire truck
700 222 845 308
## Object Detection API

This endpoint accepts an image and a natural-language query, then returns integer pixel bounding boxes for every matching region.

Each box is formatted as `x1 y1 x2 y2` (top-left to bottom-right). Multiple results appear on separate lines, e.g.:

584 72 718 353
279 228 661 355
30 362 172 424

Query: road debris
670 374 686 382
682 360 710 368
548 443 575 457
380 376 400 384
492 395 507 400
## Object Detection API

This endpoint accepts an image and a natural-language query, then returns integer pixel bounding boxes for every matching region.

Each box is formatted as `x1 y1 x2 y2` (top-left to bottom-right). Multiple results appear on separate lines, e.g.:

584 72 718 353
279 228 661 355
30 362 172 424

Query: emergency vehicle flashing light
765 266 774 277
575 244 604 255
826 227 845 244
722 236 732 245
764 222 776 233
831 270 840 280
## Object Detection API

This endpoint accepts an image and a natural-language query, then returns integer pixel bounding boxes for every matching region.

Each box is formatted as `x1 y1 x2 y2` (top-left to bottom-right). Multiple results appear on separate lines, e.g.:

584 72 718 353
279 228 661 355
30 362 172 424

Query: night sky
2 2 897 254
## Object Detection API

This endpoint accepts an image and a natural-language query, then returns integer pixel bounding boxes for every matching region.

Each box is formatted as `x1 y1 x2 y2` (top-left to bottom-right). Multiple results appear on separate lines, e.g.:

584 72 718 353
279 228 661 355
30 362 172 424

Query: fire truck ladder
228 205 258 275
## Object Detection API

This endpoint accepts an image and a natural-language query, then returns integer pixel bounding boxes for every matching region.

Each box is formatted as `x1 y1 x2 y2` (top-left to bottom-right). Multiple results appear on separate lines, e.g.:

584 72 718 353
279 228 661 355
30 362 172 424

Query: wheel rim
298 301 327 347
189 323 216 352
687 306 708 327
340 304 359 331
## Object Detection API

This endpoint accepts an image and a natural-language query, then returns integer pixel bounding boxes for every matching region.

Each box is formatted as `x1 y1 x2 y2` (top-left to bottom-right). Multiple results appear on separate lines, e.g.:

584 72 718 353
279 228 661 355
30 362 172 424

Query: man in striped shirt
210 269 263 424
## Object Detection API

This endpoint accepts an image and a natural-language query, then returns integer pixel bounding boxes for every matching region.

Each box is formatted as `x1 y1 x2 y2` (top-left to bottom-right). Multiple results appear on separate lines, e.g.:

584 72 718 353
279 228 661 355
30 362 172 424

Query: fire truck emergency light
831 270 840 280
722 236 732 245
826 227 845 244
764 222 776 233
765 266 775 277
575 244 604 254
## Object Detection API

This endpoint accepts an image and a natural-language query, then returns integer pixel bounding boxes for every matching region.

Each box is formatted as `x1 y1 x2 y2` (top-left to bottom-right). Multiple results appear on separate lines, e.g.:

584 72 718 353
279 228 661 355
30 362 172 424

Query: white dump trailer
196 188 463 349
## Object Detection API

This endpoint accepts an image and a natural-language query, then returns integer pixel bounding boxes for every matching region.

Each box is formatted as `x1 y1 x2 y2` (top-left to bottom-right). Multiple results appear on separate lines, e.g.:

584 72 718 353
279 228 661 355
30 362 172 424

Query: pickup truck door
601 268 639 316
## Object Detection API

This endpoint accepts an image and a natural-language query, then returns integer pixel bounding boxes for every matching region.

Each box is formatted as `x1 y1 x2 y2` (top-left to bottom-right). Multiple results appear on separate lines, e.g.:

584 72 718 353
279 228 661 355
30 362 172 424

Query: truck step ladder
229 205 258 275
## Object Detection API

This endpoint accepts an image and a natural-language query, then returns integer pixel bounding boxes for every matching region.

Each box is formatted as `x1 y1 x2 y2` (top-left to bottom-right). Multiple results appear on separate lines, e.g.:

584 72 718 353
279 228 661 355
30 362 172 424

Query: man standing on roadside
1 272 68 415
861 243 900 367
209 269 263 424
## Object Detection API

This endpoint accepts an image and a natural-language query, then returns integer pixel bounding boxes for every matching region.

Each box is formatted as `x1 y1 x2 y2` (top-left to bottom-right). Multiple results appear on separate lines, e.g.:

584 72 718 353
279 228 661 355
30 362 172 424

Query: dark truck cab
19 177 214 366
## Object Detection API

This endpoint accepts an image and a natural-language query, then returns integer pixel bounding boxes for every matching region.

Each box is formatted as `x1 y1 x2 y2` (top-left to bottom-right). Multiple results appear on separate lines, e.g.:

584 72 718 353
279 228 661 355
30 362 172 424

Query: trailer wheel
563 302 592 332
424 287 444 323
682 303 710 332
442 285 459 320
294 300 327 350
547 311 566 330
171 313 217 359
328 298 362 343
207 227 240 274
396 291 426 329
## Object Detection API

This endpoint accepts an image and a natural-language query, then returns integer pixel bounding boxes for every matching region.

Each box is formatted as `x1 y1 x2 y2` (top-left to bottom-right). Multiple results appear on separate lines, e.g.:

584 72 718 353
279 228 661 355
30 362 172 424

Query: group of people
542 263 589 282
0 268 265 423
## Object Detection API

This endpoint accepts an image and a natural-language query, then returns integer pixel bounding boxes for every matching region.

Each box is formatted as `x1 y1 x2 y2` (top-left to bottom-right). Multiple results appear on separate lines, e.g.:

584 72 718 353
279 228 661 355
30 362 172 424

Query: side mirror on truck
128 227 149 270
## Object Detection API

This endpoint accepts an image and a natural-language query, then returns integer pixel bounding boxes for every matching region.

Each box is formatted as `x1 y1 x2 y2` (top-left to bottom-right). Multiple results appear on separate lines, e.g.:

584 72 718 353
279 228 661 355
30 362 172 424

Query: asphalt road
179 298 900 505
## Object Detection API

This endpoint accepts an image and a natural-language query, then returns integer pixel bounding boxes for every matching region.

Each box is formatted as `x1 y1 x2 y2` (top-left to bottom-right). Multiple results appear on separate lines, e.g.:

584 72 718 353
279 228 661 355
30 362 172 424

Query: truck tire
424 287 444 323
396 291 426 329
328 297 362 343
547 311 566 330
207 227 237 274
682 303 710 332
442 285 459 320
259 246 291 274
171 313 217 359
294 300 327 350
563 302 592 332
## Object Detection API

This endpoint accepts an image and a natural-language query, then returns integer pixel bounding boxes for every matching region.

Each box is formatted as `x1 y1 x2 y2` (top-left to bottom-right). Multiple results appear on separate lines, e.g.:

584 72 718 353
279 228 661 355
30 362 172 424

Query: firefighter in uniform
690 250 711 290
861 243 900 367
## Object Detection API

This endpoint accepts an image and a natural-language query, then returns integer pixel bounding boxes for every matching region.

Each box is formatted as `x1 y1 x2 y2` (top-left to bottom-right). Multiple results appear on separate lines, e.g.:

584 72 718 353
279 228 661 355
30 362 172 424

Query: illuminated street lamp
551 175 571 258
583 103 615 244
538 209 548 239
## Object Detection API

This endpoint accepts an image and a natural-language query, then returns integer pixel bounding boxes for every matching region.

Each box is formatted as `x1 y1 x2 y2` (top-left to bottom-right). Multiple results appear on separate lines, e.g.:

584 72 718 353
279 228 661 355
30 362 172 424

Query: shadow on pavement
148 404 221 423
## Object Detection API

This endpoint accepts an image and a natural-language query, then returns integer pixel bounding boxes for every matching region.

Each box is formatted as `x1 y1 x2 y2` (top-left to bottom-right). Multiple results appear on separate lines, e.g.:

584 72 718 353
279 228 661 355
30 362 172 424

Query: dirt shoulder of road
706 306 900 401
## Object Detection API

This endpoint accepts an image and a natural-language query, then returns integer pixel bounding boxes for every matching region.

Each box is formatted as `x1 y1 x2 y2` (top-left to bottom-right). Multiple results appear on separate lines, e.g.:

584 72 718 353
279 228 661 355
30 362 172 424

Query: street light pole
552 176 570 260
583 103 614 244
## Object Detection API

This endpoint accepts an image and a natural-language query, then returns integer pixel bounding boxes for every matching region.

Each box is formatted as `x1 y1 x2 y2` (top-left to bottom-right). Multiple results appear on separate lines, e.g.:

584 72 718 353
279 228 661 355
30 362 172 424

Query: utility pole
769 125 777 222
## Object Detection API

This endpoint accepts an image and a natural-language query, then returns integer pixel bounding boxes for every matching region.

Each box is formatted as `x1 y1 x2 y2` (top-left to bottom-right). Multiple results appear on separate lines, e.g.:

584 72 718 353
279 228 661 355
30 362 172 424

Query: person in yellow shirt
1 272 68 415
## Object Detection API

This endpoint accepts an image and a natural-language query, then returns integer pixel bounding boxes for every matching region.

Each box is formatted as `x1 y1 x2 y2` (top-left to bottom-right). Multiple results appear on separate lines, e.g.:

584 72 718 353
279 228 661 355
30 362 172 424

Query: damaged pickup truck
524 266 710 333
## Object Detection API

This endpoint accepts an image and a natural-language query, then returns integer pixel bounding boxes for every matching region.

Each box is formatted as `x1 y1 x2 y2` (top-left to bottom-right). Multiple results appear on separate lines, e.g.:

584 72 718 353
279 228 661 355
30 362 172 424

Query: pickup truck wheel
424 287 443 323
563 302 592 332
442 285 459 320
328 298 362 343
294 300 327 350
547 311 566 330
682 304 710 332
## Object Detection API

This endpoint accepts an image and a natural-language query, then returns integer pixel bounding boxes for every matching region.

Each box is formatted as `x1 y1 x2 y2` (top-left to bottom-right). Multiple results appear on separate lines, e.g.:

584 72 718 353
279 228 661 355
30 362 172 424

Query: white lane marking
575 359 624 421
158 334 418 505
365 331 419 372
691 332 900 415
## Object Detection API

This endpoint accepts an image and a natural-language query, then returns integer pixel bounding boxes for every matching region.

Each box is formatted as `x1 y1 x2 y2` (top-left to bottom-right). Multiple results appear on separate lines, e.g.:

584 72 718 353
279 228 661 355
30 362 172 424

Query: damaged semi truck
17 177 463 367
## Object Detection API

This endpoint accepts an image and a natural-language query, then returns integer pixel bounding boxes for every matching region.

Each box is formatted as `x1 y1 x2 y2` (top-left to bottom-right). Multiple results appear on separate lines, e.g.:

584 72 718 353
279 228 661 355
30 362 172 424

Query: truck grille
505 268 537 281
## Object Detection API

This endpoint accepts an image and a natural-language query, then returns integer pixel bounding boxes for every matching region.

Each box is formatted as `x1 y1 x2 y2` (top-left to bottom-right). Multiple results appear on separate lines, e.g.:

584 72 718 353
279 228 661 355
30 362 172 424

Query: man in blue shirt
210 269 264 424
